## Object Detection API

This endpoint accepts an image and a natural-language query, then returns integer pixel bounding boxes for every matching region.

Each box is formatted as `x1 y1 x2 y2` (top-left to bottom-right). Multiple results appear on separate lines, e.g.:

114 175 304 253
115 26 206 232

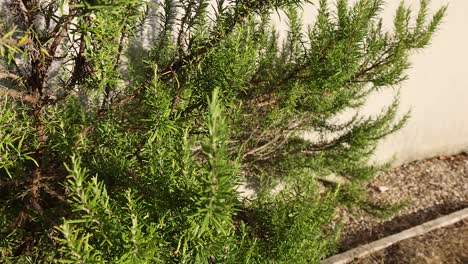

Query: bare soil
337 153 468 263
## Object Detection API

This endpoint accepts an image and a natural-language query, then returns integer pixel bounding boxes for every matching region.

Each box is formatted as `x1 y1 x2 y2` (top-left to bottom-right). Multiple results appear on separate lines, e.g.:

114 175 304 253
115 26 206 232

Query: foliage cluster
0 0 445 262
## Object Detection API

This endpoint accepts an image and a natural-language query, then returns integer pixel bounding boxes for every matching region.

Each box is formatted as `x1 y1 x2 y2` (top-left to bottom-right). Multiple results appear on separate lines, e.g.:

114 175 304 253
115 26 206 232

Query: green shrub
0 0 445 262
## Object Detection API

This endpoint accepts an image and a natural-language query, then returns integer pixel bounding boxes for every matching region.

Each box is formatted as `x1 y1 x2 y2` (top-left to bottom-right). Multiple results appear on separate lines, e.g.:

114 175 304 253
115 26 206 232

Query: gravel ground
353 219 468 264
337 153 468 263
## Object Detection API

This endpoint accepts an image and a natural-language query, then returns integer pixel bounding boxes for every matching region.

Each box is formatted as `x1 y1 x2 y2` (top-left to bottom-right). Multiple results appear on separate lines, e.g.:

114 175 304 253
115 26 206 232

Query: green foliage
248 171 340 263
0 98 36 177
0 0 446 262
56 156 166 263
179 88 240 262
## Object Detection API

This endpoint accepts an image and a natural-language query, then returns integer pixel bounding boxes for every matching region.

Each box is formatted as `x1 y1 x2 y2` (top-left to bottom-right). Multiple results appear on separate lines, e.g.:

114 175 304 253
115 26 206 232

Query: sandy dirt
337 153 468 263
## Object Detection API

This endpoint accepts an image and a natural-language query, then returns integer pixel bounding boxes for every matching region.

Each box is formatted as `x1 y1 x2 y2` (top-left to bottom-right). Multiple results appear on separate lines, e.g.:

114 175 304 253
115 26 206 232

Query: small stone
377 186 390 193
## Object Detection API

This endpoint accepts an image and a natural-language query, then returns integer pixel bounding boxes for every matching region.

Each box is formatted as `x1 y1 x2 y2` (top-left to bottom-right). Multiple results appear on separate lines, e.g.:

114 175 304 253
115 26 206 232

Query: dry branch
0 86 37 104
321 207 468 264
0 72 20 80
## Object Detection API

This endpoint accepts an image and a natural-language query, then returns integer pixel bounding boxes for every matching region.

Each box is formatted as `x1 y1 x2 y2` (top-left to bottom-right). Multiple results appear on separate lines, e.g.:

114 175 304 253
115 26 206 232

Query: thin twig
0 85 37 104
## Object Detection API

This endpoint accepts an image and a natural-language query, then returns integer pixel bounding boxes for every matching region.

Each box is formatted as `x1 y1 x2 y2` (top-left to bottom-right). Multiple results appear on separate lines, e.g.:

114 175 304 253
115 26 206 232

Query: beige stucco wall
373 0 468 165
290 0 467 165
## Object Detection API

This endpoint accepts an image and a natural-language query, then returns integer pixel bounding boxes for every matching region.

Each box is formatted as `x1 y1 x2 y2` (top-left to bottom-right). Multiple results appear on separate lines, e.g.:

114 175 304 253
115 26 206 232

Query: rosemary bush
0 0 445 262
